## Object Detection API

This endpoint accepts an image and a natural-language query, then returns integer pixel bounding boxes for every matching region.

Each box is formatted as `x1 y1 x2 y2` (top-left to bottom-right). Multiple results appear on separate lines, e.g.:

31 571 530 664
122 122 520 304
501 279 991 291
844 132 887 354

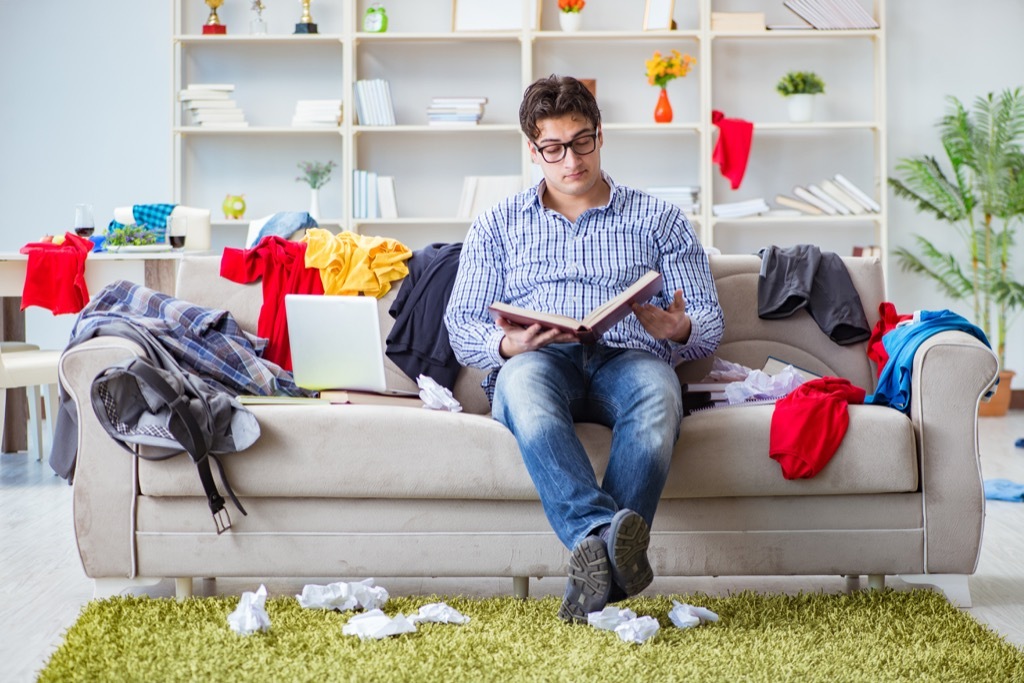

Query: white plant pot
787 94 816 123
559 12 582 32
309 188 321 221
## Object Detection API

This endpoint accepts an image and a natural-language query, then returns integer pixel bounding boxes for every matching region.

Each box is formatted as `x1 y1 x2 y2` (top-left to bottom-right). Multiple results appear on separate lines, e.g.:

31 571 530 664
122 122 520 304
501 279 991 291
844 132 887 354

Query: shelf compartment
175 35 344 44
176 127 343 135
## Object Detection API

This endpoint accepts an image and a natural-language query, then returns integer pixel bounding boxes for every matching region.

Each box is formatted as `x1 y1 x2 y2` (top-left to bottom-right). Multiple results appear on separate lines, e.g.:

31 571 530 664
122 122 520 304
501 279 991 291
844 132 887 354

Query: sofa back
175 252 883 414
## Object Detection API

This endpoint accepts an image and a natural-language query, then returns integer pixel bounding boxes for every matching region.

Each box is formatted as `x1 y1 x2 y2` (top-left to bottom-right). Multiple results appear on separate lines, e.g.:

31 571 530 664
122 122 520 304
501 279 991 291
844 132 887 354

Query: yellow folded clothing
302 228 411 297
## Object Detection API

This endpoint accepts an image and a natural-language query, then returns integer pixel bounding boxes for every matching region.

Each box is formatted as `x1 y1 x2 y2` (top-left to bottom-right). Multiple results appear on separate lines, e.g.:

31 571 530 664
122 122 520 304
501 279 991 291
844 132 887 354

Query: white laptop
285 294 406 394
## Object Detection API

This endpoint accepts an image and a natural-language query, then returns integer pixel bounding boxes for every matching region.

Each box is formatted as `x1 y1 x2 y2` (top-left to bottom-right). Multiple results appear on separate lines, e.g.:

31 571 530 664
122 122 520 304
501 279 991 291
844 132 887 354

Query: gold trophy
203 0 228 34
294 0 318 34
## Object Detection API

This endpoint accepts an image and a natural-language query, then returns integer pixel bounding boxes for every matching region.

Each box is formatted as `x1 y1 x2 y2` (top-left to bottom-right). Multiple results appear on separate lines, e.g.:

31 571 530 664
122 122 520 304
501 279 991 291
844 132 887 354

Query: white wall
1 1 1023 381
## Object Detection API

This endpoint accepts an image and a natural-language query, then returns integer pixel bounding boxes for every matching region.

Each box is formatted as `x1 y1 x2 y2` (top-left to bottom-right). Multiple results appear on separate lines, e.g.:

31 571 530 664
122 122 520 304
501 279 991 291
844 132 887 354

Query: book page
581 271 663 329
488 302 583 333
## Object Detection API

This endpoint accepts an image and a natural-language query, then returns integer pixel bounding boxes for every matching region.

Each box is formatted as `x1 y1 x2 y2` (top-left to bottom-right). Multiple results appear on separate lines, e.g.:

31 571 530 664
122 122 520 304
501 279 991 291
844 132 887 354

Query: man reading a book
445 75 724 623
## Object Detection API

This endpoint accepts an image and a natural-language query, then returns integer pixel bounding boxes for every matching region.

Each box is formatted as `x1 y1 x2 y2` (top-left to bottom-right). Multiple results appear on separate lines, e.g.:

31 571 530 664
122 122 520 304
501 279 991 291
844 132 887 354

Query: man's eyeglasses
533 133 598 163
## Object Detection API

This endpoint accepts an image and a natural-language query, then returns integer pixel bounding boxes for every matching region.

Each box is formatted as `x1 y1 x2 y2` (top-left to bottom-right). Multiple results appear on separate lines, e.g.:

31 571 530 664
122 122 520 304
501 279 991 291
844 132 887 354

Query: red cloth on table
19 232 93 315
220 236 324 370
867 302 913 378
711 110 754 190
769 377 866 480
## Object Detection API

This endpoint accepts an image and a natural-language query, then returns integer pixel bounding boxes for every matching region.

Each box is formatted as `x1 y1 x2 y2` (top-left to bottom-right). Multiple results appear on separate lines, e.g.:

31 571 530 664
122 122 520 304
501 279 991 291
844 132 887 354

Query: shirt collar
522 171 623 215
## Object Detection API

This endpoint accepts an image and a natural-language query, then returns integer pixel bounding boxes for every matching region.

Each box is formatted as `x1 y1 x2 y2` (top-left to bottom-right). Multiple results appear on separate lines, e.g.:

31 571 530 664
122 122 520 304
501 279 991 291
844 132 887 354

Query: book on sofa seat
318 389 423 407
488 271 664 344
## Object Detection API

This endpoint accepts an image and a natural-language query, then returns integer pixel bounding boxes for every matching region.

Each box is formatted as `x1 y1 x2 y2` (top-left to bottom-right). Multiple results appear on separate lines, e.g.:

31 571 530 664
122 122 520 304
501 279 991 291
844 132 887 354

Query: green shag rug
40 589 1024 682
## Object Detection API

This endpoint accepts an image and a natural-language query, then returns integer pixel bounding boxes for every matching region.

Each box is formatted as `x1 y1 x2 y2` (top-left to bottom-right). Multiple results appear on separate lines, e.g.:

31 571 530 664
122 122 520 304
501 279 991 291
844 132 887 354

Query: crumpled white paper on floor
296 578 389 612
614 615 660 643
587 606 638 631
342 609 417 639
407 602 471 625
227 584 271 635
668 600 720 629
417 374 462 412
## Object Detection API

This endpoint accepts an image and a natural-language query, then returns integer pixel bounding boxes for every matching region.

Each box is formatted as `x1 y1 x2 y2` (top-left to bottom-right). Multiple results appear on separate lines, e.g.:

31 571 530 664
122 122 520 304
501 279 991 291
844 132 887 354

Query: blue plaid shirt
445 173 724 398
72 280 309 396
106 203 177 242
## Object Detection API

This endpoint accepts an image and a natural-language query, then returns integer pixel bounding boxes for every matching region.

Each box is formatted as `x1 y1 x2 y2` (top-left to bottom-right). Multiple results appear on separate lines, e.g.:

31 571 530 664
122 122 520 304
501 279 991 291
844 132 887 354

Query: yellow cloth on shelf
302 228 412 298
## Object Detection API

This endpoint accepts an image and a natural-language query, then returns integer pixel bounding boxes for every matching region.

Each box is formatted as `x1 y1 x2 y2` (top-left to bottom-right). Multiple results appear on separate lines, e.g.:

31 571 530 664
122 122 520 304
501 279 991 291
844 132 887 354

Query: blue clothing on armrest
984 479 1024 502
865 309 990 413
247 212 318 248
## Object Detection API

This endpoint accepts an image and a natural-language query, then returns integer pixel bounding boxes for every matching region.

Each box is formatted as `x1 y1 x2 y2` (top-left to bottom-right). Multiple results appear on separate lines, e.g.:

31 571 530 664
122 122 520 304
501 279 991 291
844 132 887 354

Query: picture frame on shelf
452 0 540 32
643 0 675 30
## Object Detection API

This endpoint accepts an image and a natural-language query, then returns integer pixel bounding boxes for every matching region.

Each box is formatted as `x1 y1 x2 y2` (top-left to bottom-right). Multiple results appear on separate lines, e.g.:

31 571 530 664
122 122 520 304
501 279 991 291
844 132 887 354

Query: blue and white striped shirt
445 173 724 398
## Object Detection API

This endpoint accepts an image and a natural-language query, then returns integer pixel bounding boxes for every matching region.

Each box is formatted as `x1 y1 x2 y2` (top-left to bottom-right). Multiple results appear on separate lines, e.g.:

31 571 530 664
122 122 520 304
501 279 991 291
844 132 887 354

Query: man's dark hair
519 75 601 140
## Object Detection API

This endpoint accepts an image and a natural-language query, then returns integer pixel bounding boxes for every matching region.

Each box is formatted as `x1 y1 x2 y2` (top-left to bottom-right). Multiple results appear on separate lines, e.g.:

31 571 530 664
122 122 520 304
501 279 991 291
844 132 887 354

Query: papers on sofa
407 602 471 625
668 601 720 629
296 578 389 612
342 609 417 639
417 374 462 412
227 584 271 635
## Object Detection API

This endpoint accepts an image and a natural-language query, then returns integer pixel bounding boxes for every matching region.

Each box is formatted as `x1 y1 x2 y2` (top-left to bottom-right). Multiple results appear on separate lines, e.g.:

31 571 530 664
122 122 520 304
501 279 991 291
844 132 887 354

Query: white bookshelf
171 0 886 259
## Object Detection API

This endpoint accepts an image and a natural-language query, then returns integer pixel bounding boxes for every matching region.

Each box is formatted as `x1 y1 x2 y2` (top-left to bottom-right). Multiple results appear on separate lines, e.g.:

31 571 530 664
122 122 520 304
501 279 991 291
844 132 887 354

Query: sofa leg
898 574 972 608
867 574 885 591
513 576 529 599
842 574 861 592
175 577 194 600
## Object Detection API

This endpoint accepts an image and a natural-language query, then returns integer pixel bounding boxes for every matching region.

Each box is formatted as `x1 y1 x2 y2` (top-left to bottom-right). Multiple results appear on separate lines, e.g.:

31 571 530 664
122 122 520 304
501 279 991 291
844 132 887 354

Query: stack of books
179 84 247 128
292 99 342 127
352 170 399 220
710 12 766 31
712 197 770 218
646 186 700 214
426 96 488 126
783 0 879 29
774 174 880 216
353 79 396 126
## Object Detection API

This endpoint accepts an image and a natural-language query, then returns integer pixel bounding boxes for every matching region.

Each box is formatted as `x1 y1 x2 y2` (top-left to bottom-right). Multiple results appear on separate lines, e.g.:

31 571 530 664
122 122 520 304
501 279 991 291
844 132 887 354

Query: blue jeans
492 344 682 550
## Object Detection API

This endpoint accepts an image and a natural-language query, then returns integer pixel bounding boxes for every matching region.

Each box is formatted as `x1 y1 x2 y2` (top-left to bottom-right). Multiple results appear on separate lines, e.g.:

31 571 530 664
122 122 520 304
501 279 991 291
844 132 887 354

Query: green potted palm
889 87 1024 415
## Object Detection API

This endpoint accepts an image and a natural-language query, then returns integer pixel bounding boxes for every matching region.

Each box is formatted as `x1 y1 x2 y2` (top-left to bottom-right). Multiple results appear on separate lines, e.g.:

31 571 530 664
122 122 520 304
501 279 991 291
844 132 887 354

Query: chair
0 345 61 461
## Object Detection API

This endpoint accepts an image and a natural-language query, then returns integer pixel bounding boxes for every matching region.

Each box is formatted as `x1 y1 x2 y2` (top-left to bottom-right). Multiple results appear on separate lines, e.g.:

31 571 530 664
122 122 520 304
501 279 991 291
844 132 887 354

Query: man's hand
496 317 578 358
633 289 692 343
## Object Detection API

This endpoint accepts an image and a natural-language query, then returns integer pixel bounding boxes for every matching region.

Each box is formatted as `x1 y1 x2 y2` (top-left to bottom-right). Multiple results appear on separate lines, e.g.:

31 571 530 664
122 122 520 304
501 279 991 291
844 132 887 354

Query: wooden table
0 251 182 452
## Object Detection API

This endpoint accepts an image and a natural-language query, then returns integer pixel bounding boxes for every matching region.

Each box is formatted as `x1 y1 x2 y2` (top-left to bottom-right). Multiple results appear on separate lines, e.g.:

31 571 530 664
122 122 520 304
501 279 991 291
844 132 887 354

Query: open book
488 271 664 344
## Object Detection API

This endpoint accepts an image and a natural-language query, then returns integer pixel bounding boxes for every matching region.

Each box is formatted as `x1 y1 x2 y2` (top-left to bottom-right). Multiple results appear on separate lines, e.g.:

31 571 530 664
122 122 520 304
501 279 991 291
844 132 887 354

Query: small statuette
294 0 318 34
203 0 228 35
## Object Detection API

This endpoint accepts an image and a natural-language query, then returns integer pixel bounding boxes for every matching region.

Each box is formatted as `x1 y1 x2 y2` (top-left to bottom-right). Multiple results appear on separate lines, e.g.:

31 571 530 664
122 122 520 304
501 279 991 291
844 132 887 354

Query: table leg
2 297 27 453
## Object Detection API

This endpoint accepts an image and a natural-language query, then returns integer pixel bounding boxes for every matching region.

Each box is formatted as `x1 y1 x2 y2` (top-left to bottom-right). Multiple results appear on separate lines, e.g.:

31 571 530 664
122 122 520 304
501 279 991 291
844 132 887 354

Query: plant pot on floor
979 369 1015 417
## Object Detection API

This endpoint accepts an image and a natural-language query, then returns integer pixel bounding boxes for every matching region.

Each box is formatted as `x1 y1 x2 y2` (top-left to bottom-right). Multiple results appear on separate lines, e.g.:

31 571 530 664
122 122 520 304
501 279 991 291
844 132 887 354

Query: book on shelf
377 176 398 219
783 0 878 30
427 95 486 125
186 100 240 110
807 183 852 215
774 194 823 215
710 11 766 31
488 271 664 345
292 99 342 126
179 89 232 101
820 179 867 214
852 245 882 258
457 175 524 220
712 197 770 218
317 389 423 407
646 185 700 212
833 173 881 212
354 79 396 126
792 186 838 215
186 83 235 92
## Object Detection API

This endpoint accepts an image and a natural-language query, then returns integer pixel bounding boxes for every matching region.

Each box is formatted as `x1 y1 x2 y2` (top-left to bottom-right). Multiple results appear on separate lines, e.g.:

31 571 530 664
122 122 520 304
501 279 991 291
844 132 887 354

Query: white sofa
58 254 999 603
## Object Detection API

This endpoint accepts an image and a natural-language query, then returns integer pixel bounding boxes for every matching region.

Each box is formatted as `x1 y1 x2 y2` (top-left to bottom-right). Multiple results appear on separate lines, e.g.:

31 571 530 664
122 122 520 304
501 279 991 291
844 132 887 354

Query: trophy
203 0 228 34
294 0 318 34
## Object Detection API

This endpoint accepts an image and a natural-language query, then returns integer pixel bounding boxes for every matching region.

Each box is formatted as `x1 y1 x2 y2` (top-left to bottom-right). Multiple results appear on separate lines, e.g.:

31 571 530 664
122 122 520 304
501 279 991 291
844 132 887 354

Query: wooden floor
3 413 1024 682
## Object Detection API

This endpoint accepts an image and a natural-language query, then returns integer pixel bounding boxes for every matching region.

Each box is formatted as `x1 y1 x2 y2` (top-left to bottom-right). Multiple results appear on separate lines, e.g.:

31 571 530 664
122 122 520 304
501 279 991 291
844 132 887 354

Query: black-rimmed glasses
533 133 598 163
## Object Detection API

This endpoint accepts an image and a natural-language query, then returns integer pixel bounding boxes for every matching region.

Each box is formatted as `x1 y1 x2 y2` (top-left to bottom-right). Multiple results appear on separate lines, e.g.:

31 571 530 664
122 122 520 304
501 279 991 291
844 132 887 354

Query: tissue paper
613 615 660 643
587 606 638 631
342 609 417 639
668 600 720 630
417 374 462 412
296 578 389 612
407 602 471 625
227 584 271 635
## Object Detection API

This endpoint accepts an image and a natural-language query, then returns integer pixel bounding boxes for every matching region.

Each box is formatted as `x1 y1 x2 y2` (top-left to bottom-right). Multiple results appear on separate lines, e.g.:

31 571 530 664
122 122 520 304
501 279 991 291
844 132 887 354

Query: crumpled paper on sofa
342 609 417 639
407 602 471 625
227 584 271 635
724 366 804 404
417 374 462 412
668 600 720 629
296 578 389 611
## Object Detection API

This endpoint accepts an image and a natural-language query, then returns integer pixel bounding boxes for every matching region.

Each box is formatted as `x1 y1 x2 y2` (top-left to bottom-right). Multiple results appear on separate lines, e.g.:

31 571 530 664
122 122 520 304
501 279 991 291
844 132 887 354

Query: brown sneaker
606 509 654 597
557 536 612 624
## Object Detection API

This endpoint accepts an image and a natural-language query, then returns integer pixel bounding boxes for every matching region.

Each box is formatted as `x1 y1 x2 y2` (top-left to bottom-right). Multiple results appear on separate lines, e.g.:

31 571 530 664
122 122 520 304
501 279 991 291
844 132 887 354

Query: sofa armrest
59 337 146 580
910 330 999 573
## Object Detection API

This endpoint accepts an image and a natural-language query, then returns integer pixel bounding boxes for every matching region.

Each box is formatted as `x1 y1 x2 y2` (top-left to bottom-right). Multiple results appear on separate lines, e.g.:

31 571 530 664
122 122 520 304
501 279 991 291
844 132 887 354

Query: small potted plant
558 0 585 32
776 71 826 122
296 160 336 221
250 1 267 35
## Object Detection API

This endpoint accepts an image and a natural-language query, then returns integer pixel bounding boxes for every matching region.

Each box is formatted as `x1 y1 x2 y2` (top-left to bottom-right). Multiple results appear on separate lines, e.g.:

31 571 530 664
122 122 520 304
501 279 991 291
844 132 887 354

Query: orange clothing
302 228 411 298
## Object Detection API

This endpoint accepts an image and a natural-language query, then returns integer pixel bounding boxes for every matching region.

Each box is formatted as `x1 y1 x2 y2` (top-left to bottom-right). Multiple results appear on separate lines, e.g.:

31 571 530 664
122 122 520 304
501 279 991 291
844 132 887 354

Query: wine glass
74 204 95 238
168 214 188 250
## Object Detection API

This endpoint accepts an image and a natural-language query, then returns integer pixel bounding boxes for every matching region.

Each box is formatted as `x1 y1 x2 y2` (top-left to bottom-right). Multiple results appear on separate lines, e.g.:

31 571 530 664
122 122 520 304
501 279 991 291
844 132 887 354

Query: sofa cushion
138 403 917 501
